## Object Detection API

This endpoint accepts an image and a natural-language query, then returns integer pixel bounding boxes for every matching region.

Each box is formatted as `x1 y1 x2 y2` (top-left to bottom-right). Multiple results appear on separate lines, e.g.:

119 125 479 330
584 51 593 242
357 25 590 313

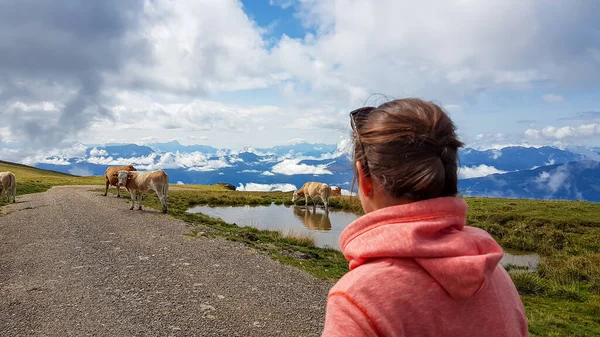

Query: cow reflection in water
293 206 332 231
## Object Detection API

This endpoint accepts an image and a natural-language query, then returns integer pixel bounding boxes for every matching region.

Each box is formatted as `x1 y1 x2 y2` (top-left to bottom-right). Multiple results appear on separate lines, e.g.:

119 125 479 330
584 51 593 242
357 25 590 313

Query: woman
321 98 528 337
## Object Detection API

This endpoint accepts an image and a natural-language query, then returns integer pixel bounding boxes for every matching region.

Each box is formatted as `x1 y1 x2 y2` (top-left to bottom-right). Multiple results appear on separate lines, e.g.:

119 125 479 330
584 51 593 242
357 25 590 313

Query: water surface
187 203 540 269
500 249 540 271
187 203 357 249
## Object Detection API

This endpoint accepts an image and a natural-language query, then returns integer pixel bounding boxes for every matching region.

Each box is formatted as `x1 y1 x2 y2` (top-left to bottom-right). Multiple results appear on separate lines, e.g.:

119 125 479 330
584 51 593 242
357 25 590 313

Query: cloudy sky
1 0 600 158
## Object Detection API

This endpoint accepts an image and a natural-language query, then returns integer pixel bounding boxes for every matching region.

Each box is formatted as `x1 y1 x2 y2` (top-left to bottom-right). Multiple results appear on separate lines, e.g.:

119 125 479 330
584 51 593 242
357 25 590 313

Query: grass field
0 161 104 203
2 161 599 336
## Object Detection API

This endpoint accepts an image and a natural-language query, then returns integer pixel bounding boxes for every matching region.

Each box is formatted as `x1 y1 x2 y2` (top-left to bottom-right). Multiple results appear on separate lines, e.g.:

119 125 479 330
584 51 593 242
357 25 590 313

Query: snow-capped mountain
460 160 600 201
29 141 600 201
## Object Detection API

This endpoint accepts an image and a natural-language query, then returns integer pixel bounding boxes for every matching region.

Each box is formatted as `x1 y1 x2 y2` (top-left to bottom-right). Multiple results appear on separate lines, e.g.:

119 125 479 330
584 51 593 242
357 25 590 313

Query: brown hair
352 98 464 201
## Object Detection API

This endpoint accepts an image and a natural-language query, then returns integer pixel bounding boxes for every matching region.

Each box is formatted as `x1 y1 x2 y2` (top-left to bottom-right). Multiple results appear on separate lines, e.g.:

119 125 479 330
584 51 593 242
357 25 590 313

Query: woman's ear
355 161 372 198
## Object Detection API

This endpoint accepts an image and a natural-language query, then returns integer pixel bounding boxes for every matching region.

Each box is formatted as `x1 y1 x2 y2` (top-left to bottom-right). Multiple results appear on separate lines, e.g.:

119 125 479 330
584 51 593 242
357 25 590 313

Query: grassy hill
0 160 104 204
0 161 226 205
1 161 599 336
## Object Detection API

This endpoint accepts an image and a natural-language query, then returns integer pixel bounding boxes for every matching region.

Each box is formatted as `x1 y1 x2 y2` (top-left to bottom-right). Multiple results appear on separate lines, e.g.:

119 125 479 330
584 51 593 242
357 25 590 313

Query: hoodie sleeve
321 292 381 337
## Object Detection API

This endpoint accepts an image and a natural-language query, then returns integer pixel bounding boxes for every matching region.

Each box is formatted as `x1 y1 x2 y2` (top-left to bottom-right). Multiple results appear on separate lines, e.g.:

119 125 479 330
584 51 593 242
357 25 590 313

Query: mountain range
27 140 600 202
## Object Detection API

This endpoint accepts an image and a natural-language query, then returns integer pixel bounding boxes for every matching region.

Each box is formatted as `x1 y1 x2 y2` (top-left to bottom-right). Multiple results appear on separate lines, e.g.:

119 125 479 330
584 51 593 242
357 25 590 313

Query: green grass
2 161 599 336
120 189 600 336
0 160 104 205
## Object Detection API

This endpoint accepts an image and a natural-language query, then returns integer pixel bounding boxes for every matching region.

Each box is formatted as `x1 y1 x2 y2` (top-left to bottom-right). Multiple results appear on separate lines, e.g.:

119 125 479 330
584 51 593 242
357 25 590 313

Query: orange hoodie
321 197 529 337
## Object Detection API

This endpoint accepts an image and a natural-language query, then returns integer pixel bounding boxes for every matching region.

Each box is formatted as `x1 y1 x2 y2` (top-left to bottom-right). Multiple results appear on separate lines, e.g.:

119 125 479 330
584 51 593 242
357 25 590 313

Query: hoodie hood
340 197 504 299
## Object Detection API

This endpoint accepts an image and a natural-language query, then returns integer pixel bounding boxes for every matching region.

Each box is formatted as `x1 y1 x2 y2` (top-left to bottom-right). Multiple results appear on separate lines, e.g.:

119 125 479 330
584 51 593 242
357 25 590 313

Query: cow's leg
138 194 143 210
129 190 136 210
305 195 308 207
12 186 16 203
104 179 109 196
157 191 167 214
116 185 121 198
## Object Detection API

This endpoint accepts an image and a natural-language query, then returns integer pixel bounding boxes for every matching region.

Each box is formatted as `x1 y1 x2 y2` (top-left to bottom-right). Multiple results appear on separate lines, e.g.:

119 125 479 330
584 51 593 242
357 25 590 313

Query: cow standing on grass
104 165 137 198
114 169 169 213
331 187 342 196
292 182 332 210
0 171 16 203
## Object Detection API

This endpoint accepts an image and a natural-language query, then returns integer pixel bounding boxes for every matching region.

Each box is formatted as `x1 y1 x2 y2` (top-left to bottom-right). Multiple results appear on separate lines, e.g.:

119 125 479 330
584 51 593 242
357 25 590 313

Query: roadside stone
236 232 259 241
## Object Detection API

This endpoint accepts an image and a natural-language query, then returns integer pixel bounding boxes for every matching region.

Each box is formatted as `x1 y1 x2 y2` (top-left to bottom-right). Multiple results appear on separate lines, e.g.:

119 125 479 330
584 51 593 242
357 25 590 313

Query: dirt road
0 186 332 337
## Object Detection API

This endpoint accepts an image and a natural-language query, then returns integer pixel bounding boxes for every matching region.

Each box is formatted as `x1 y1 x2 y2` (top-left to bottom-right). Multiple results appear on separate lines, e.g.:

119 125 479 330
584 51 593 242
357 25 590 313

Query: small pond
500 249 540 271
187 203 540 270
188 203 356 250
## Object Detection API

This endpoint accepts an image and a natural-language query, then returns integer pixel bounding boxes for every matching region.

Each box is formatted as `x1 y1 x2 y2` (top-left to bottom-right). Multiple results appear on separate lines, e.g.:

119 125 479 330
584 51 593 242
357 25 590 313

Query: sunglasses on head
349 107 375 173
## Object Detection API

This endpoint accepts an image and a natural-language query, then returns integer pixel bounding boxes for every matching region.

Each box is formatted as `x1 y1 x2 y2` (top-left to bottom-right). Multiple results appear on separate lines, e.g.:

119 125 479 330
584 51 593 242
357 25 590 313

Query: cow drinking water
114 169 169 214
292 182 332 210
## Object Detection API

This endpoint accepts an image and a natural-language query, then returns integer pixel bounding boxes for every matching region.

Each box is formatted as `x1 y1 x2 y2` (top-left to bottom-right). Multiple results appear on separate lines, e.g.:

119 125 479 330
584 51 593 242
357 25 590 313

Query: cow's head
113 170 133 186
292 190 300 202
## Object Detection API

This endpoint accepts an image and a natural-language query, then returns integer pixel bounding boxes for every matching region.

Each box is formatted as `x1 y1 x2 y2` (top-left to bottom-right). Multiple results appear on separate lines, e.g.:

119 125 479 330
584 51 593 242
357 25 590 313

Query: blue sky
1 0 600 164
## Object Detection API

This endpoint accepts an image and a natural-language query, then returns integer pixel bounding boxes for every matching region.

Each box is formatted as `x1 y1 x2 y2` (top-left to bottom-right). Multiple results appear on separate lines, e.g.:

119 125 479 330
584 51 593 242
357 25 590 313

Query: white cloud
542 94 564 103
271 159 334 175
37 157 71 166
237 183 297 192
270 0 295 9
287 138 306 144
548 168 570 193
525 124 600 140
275 0 600 106
186 159 232 172
135 137 159 145
535 167 570 194
340 189 355 196
2 0 600 153
459 165 506 179
468 133 538 150
86 154 158 167
284 112 346 131
536 171 551 183
177 181 184 185
89 147 108 157
68 167 94 176
118 0 288 94
261 171 275 176
443 104 462 112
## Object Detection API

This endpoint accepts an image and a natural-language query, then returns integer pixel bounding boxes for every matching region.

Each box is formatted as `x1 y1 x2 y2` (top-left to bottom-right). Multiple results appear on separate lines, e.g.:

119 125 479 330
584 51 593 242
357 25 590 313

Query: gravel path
0 186 332 337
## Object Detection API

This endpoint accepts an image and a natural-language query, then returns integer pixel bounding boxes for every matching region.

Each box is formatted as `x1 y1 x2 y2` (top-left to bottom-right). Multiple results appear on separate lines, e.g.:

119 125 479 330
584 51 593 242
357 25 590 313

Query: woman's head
351 98 464 212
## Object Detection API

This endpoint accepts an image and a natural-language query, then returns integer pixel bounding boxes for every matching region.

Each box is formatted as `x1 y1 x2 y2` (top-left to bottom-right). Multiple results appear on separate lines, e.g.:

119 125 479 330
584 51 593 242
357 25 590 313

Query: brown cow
292 182 332 210
114 169 169 213
331 186 342 196
104 165 136 197
0 171 16 203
